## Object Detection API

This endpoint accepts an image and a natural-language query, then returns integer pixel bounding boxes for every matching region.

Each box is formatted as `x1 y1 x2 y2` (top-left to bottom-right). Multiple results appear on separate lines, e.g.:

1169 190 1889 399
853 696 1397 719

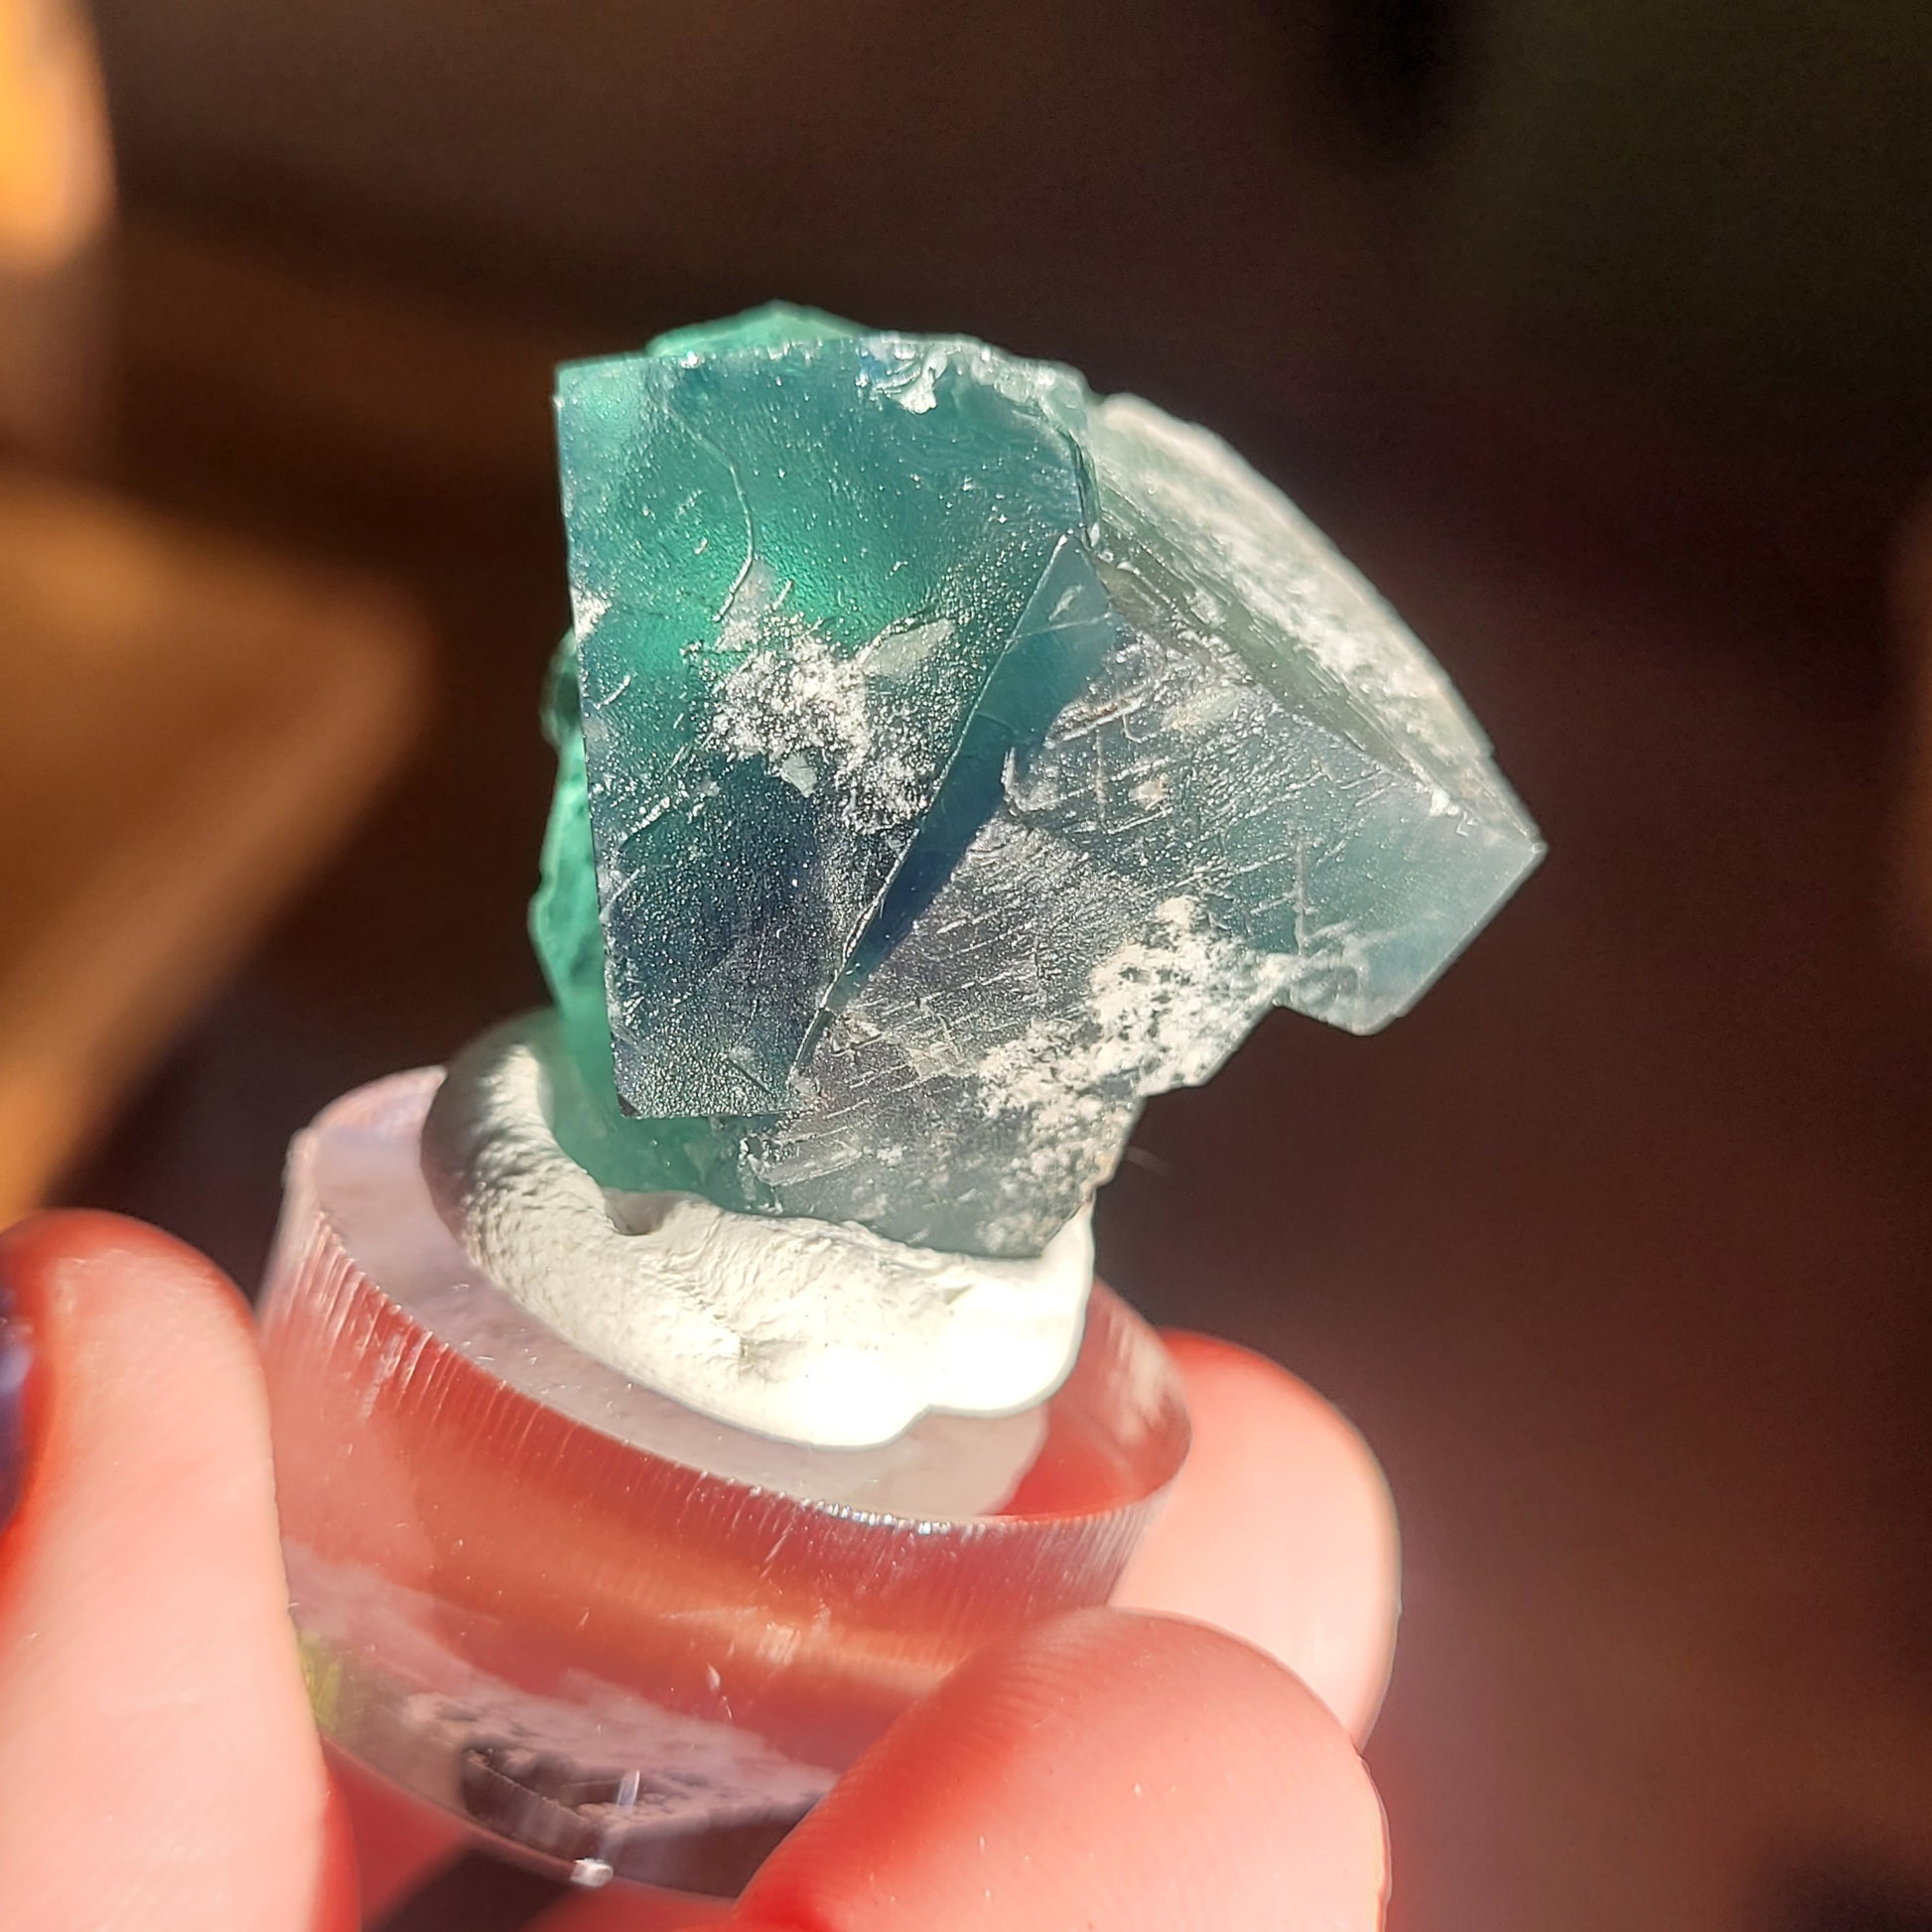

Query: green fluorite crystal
532 307 1540 1257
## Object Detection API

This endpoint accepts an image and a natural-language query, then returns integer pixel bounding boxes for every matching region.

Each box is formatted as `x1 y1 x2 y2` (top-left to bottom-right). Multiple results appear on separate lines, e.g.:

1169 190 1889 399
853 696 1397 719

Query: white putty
422 1020 1093 1449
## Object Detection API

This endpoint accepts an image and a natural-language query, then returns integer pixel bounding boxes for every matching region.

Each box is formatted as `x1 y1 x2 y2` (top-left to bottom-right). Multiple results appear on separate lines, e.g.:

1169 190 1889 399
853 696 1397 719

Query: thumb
536 1607 1388 1932
0 1211 350 1932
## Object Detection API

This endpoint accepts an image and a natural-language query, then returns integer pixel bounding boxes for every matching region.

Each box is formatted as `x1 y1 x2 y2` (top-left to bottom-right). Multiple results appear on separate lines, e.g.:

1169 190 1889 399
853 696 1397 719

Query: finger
533 1610 1386 1932
711 1607 1386 1932
1113 1332 1399 1740
0 1211 341 1932
490 1335 1400 1932
315 1773 360 1932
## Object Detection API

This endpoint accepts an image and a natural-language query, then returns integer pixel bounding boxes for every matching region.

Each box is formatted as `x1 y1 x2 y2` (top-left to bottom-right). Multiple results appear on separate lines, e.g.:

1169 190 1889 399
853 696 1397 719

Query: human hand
0 1211 1397 1931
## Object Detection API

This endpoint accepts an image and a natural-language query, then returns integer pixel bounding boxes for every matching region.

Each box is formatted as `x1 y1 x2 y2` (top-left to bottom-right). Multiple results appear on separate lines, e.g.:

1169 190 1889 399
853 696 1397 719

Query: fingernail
0 1285 29 1533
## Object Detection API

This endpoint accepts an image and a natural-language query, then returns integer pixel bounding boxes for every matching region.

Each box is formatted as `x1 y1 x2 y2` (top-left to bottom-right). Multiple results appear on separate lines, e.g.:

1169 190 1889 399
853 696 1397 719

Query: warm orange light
0 0 112 270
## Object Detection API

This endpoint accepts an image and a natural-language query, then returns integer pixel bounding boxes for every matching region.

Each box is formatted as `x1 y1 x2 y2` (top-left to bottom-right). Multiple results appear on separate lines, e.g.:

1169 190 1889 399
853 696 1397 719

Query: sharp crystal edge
532 305 1542 1260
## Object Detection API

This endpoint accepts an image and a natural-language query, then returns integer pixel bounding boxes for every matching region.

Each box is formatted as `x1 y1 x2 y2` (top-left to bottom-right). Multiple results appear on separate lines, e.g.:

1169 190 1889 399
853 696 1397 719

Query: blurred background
3 1 1931 1926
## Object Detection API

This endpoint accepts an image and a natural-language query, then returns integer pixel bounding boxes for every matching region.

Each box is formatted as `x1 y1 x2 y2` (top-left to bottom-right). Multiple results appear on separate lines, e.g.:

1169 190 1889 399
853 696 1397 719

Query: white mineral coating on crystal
538 337 1541 1260
1079 392 1540 1034
422 1018 1092 1449
728 388 1543 1249
753 845 1303 1254
699 562 941 834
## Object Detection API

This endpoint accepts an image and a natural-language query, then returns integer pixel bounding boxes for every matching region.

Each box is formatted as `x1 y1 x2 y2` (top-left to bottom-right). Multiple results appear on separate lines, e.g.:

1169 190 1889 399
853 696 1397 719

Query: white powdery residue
1086 897 1281 1086
702 578 933 834
711 555 786 655
973 897 1284 1146
573 588 613 640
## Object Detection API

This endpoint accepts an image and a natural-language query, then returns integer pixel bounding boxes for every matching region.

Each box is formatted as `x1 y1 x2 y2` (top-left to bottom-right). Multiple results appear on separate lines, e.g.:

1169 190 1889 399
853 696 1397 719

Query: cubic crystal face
534 307 1541 1257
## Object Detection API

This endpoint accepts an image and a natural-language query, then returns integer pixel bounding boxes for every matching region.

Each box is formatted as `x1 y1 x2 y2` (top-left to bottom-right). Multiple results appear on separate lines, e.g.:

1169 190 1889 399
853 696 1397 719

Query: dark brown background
40 3 1932 1926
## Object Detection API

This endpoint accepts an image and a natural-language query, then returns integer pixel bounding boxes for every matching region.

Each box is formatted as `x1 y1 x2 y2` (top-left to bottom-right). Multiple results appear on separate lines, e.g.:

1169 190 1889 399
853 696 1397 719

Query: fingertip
0 1208 257 1364
311 1768 361 1932
739 1606 1388 1932
1115 1331 1400 1740
0 1209 330 1932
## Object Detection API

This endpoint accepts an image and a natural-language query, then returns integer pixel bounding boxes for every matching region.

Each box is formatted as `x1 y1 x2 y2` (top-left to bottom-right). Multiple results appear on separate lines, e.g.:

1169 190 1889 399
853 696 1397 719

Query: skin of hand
0 1211 1399 1932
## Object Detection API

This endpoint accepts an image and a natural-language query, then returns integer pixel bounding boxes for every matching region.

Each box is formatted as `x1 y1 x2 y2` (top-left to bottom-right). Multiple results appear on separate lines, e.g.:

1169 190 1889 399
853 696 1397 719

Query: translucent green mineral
532 306 1541 1257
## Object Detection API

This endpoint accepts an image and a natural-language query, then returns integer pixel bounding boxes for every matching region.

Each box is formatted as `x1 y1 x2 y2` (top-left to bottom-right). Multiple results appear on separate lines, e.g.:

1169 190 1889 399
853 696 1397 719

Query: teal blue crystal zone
554 326 1093 1116
533 306 1541 1257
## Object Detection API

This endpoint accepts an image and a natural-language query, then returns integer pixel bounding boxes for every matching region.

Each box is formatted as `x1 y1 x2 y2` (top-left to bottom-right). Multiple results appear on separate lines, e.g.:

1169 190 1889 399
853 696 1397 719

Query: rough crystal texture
554 324 1092 1117
534 307 1541 1257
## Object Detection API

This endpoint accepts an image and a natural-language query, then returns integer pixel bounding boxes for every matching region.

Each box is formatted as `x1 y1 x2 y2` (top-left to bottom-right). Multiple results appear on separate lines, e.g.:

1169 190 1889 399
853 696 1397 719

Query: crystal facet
533 307 1541 1257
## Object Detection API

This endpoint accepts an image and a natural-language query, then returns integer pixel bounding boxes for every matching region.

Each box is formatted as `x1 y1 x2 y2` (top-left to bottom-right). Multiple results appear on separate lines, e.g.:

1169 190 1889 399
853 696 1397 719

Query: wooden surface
0 468 425 1221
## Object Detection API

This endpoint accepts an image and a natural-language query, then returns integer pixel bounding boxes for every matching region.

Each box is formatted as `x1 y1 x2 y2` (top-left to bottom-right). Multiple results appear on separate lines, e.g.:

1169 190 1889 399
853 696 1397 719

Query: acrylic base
258 1070 1189 1893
